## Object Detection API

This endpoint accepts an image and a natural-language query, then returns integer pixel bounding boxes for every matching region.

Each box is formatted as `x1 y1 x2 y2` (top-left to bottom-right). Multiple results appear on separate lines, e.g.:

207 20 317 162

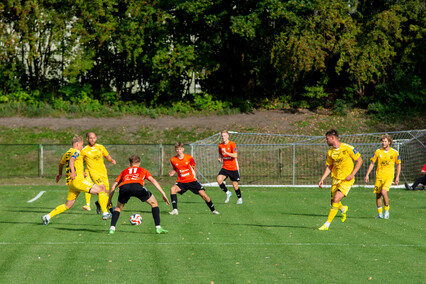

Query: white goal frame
190 130 426 187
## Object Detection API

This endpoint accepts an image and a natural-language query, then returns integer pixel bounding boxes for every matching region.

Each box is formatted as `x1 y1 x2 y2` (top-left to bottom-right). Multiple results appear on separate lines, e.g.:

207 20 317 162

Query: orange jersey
170 154 197 183
218 140 239 171
115 166 152 187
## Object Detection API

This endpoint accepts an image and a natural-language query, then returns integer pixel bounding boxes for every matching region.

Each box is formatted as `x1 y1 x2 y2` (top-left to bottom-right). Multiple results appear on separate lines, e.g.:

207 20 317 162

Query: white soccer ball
129 213 142 225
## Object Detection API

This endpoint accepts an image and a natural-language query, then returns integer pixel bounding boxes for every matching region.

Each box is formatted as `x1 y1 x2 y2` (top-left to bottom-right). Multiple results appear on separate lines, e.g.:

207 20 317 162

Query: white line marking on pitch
0 242 425 248
27 191 46 203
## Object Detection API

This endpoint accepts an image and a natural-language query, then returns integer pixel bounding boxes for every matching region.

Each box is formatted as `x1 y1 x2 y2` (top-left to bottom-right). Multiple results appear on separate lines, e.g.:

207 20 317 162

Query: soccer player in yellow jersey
80 132 116 220
364 134 401 219
42 135 107 225
318 129 363 230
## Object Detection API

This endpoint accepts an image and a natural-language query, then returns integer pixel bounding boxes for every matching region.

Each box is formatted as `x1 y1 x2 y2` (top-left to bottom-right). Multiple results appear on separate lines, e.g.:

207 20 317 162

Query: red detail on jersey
115 166 152 186
170 154 197 183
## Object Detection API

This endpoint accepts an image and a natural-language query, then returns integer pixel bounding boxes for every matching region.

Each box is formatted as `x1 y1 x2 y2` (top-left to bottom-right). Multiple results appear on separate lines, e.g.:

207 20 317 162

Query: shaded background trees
0 0 424 115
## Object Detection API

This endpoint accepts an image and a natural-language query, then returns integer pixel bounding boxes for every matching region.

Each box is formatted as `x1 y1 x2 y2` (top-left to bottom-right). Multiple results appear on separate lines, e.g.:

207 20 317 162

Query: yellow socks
326 203 339 223
98 191 109 214
384 205 390 211
85 193 91 206
377 207 383 214
49 204 68 218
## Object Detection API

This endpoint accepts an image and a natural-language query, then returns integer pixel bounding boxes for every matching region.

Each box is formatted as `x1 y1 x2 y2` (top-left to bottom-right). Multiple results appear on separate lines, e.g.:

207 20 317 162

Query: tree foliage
0 0 424 114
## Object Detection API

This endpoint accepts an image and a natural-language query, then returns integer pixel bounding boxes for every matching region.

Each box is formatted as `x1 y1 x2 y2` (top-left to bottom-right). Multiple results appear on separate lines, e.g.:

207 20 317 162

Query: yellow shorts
373 178 393 193
67 177 94 200
88 172 110 190
331 178 354 200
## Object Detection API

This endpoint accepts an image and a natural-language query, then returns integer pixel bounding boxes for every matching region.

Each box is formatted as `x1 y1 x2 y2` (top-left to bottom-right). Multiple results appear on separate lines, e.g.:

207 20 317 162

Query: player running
318 129 363 230
217 130 242 204
42 135 107 225
80 132 116 220
168 142 220 215
365 134 401 219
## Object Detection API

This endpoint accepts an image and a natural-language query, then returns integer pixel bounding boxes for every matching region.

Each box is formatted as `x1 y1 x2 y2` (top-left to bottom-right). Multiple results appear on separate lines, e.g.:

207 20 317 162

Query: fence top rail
191 129 426 145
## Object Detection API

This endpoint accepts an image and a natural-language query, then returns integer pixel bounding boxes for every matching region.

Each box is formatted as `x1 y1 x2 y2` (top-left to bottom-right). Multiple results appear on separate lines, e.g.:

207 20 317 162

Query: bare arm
364 161 375 183
221 149 238 158
318 165 332 188
106 154 116 165
394 163 401 185
56 163 64 183
69 157 77 180
148 176 170 205
107 181 119 207
345 157 363 181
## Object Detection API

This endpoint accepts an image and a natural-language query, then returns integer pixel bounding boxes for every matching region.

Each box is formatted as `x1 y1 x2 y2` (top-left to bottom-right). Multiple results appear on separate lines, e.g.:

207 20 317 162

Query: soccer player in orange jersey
168 142 219 215
217 130 242 204
107 155 169 234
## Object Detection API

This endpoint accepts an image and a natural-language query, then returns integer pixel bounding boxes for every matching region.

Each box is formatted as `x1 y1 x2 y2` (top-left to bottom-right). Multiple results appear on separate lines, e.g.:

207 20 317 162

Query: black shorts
176 181 204 195
218 168 240 182
118 183 152 204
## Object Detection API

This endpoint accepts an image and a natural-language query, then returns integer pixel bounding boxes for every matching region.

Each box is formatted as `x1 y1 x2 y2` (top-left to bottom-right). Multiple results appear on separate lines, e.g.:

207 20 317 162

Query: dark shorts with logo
118 183 152 203
218 168 240 182
176 181 204 195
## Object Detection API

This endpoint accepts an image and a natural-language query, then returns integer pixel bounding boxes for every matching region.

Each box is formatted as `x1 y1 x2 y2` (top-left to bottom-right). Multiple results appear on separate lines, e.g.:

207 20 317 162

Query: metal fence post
292 144 295 185
159 144 164 176
39 144 44 177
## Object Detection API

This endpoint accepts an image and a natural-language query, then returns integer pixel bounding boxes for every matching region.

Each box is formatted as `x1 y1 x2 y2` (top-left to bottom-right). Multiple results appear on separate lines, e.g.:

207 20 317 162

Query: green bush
301 85 328 109
369 69 426 118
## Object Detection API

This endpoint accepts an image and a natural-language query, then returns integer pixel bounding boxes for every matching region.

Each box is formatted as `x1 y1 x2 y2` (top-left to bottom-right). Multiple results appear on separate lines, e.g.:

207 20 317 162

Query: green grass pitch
0 185 425 283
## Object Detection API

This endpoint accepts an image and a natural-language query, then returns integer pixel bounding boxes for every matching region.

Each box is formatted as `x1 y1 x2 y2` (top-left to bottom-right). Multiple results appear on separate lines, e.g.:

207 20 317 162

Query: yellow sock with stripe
384 205 389 211
49 204 68 218
98 191 109 214
85 193 91 206
326 203 339 223
377 207 383 214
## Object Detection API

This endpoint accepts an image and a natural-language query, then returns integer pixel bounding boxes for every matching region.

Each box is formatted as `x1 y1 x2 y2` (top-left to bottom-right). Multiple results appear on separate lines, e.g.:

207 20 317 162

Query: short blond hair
71 135 83 146
381 134 393 146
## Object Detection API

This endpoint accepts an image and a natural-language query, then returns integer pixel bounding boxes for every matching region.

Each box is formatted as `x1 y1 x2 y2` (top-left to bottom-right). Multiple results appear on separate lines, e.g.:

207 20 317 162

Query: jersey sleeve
370 149 379 163
60 153 68 165
326 151 333 167
189 155 196 167
395 150 401 164
231 141 237 153
143 169 153 180
349 146 361 160
71 150 80 160
100 145 110 157
170 159 177 172
115 170 124 183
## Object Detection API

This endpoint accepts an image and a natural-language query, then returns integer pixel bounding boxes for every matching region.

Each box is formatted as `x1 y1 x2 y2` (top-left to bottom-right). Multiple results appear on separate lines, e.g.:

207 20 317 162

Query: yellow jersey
60 147 84 185
370 147 401 180
326 143 361 181
80 144 109 176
